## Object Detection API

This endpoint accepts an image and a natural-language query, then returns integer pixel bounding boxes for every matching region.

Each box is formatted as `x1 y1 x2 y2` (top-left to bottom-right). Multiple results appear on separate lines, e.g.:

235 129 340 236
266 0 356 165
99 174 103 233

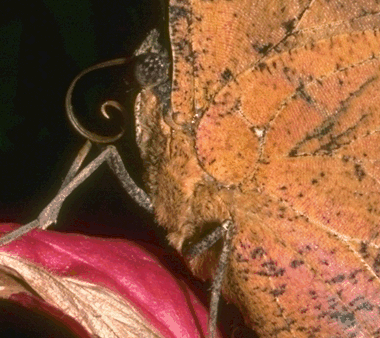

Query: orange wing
169 0 380 124
159 1 380 336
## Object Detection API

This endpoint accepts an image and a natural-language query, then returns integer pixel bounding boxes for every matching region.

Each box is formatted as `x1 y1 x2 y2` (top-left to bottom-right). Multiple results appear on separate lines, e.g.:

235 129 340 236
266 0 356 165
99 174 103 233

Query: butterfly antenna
65 58 128 143
65 58 154 212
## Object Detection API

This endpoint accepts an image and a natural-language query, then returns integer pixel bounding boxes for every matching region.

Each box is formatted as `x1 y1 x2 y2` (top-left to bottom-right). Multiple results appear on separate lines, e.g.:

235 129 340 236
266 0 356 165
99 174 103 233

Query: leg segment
185 219 235 338
0 144 152 246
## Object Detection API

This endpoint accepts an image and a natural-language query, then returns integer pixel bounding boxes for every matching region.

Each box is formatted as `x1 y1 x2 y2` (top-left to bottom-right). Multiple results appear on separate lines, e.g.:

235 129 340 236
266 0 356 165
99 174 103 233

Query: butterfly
2 0 380 337
133 1 380 337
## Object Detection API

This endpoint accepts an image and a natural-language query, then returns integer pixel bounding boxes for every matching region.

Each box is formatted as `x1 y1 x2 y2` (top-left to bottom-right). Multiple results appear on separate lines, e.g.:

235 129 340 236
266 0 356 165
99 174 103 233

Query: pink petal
0 223 223 338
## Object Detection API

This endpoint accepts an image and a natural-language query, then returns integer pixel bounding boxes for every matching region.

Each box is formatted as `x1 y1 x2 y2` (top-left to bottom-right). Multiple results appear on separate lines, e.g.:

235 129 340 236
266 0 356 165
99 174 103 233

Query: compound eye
134 52 169 88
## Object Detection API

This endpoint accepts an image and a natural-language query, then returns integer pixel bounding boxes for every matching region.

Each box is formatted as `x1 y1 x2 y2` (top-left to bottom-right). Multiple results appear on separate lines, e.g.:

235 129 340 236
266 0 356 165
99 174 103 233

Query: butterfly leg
0 140 92 245
0 143 152 246
186 220 235 338
102 144 153 213
60 140 93 188
209 220 234 338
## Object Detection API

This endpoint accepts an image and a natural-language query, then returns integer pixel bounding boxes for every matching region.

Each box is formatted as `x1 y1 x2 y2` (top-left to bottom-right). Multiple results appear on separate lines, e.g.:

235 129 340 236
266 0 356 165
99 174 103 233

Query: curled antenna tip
100 100 125 120
66 58 128 143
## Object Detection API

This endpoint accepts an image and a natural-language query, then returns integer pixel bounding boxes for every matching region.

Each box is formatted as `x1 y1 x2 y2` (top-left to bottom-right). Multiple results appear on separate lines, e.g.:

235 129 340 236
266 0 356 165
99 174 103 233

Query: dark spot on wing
290 259 304 268
330 309 356 328
221 68 233 82
326 274 345 284
296 81 314 104
270 284 287 297
373 251 380 274
359 242 369 258
257 259 286 277
251 247 266 259
282 19 296 34
252 42 273 55
354 164 365 181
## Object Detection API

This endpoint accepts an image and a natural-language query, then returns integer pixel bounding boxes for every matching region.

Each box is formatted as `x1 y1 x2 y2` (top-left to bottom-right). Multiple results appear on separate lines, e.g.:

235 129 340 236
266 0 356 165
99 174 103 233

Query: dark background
0 1 254 337
0 0 165 241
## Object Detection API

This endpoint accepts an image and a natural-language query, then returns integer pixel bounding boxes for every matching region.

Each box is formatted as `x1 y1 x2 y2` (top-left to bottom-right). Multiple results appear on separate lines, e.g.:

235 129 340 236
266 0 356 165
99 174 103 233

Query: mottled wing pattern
169 0 380 125
149 1 380 337
169 0 309 124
